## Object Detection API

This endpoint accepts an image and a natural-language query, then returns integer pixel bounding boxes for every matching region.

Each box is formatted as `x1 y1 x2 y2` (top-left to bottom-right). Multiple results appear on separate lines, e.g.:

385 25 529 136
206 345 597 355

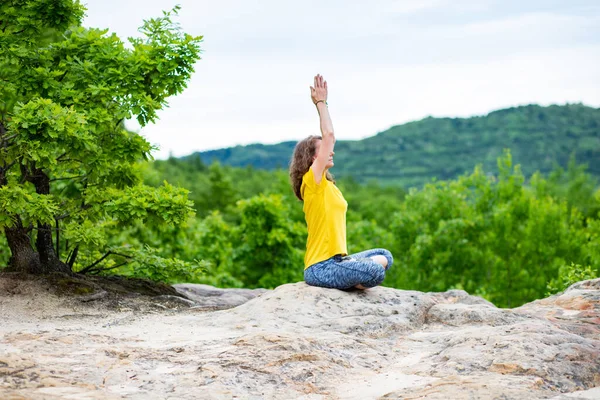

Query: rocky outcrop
0 278 599 399
173 283 268 310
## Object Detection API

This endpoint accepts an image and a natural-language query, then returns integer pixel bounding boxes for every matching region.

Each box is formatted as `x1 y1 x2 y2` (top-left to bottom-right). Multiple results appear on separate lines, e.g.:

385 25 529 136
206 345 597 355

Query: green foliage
340 178 406 226
0 1 203 275
347 220 393 255
137 148 599 307
1 2 597 307
62 219 107 247
74 245 207 283
385 150 594 307
234 194 306 288
0 234 8 267
193 104 600 188
200 163 237 215
187 212 243 287
104 182 195 225
546 262 598 295
0 185 59 227
535 154 600 219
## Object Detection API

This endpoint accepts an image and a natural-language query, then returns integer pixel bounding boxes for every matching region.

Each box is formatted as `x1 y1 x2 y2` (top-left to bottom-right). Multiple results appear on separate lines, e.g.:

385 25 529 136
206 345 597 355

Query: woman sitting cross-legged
289 74 393 290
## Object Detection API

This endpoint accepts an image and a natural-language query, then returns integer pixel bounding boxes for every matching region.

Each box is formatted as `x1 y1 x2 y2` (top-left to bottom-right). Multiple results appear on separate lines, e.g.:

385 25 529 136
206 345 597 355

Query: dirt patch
0 271 192 322
0 271 184 296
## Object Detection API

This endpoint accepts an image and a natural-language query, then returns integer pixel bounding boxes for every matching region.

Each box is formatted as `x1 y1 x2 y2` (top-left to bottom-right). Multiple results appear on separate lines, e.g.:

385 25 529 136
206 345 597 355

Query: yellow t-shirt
301 168 348 269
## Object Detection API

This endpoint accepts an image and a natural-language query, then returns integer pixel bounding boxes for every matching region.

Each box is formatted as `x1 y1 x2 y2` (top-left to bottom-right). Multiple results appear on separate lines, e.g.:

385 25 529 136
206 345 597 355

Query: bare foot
354 284 368 290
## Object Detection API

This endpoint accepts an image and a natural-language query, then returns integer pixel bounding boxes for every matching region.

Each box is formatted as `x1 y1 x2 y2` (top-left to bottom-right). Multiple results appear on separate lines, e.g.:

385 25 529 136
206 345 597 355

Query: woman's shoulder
302 168 328 187
301 168 329 201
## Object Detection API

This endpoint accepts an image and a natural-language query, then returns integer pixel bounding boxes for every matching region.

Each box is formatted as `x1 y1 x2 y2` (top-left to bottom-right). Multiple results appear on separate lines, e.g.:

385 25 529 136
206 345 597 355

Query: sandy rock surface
173 283 268 310
1 276 599 399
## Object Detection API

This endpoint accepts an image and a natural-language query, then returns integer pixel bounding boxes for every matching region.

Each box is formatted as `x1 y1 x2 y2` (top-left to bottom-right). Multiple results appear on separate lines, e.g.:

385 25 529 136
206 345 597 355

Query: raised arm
310 74 335 184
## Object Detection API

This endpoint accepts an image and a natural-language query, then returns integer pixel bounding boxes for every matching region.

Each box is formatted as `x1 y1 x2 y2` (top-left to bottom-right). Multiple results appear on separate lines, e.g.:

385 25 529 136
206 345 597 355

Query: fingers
314 74 327 88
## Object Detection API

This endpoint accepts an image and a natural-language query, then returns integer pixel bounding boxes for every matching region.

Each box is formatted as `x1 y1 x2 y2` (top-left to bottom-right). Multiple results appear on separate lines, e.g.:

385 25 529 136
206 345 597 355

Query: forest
5 147 598 308
137 150 600 308
1 0 598 309
195 104 600 188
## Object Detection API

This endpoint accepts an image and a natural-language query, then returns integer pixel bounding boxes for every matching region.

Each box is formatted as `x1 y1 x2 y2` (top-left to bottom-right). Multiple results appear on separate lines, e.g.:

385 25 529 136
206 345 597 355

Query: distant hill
188 104 600 187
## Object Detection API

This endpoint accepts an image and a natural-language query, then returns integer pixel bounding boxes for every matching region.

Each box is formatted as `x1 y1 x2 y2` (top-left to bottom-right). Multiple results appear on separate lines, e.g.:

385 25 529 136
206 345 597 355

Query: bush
546 262 598 295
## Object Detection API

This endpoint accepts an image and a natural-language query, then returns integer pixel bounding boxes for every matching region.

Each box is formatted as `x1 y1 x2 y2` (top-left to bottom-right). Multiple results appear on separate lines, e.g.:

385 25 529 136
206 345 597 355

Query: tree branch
50 174 86 182
2 133 17 142
55 218 60 261
58 70 68 82
111 251 135 259
87 261 130 275
55 212 71 221
79 251 134 274
67 245 79 268
79 251 112 274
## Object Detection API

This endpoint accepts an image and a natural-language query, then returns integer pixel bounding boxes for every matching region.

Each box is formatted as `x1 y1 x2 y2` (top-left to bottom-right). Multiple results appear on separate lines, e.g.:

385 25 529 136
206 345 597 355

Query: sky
82 0 600 159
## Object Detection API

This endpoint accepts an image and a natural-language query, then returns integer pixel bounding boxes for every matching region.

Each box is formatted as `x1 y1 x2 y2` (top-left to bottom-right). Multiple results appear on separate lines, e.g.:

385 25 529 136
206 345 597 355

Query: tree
234 194 305 288
386 150 593 307
0 1 203 274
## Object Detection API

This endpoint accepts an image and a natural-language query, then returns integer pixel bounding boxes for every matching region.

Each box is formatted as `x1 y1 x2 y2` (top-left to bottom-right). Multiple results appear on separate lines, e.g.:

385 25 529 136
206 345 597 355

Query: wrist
314 99 328 106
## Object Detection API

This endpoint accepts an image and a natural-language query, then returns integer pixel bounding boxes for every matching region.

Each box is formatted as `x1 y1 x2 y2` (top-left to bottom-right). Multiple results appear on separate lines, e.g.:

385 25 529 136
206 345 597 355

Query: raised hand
310 74 328 105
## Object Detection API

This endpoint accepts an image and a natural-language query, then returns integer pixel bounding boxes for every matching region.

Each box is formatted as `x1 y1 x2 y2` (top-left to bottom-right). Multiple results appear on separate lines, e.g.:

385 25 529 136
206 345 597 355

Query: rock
79 290 108 302
515 279 600 340
173 283 269 310
0 278 599 399
152 294 197 308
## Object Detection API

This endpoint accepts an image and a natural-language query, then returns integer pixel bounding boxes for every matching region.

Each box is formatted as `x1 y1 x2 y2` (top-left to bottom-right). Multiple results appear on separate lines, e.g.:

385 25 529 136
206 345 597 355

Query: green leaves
8 98 92 169
235 194 305 288
104 245 208 283
104 182 194 226
0 184 59 227
129 6 203 126
0 0 85 40
385 150 594 307
546 262 598 295
0 3 202 276
62 220 107 247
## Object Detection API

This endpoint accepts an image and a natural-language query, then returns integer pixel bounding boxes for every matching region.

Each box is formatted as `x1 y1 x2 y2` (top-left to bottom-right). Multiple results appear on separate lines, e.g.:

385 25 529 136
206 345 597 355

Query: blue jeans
304 248 393 290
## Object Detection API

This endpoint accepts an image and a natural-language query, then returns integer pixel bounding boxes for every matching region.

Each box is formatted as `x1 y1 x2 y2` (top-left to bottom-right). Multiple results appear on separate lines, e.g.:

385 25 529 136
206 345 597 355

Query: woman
289 74 393 290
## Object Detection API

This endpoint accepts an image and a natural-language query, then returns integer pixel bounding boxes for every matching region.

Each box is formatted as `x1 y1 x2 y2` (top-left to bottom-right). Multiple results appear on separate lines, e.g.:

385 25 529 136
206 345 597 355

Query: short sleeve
301 168 326 199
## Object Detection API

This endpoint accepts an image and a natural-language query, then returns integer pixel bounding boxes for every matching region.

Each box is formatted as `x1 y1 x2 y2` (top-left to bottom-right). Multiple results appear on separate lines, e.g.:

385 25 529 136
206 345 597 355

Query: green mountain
190 104 600 187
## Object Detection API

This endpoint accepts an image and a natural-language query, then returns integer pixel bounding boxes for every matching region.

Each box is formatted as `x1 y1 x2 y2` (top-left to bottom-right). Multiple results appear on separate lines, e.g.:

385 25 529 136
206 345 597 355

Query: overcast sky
83 0 600 159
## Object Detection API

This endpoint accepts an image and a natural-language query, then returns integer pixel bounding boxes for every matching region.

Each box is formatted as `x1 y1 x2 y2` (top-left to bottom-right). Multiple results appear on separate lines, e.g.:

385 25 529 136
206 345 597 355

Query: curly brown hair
289 135 335 201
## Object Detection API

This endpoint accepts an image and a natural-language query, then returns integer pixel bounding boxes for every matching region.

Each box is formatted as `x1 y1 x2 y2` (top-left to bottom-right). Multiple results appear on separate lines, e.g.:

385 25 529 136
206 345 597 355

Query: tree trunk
5 218 43 273
35 221 70 273
5 166 71 274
